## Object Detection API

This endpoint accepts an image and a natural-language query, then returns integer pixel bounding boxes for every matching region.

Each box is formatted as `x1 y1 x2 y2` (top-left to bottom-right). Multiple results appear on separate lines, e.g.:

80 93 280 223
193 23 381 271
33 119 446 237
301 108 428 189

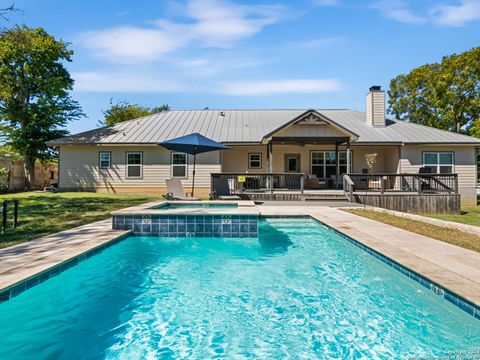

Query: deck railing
210 173 305 194
344 173 458 197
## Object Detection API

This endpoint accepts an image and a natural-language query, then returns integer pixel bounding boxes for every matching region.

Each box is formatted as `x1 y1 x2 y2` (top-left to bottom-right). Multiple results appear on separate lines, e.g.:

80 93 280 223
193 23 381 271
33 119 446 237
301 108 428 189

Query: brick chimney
366 85 385 127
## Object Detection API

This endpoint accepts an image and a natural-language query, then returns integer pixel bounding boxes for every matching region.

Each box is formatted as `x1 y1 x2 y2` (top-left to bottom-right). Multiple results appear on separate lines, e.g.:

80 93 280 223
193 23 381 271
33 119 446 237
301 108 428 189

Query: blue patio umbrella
159 133 230 196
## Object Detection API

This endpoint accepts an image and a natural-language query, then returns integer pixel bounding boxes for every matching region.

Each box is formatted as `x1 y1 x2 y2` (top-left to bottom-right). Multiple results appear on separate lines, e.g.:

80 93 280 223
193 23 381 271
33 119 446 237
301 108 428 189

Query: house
48 86 480 206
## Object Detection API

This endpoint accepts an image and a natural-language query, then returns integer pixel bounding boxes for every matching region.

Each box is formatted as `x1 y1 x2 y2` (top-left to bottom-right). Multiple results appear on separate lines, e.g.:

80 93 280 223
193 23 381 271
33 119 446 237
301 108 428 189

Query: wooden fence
0 160 58 192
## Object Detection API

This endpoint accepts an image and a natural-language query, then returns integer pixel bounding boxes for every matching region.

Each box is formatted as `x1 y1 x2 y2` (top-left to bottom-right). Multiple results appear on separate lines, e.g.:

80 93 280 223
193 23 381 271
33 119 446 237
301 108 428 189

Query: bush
0 167 8 193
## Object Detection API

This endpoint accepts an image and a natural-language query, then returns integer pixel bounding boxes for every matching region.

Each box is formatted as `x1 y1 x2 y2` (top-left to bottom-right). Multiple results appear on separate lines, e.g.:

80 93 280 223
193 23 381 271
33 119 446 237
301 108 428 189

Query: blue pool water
0 218 478 359
152 202 238 210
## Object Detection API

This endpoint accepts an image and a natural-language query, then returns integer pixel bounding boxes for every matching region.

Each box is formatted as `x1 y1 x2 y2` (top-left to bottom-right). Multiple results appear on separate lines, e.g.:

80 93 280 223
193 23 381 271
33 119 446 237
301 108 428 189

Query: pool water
0 218 478 359
152 202 238 210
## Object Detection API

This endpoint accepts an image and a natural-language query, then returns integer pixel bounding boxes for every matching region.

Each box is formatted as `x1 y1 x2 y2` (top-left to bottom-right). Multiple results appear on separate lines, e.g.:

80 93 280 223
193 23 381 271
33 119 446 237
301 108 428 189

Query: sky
6 0 480 134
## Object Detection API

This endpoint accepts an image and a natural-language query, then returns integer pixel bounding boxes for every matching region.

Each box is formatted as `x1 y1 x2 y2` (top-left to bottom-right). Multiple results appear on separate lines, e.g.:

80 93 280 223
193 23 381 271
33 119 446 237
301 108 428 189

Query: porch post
346 140 351 174
335 142 339 189
267 142 273 173
267 142 273 192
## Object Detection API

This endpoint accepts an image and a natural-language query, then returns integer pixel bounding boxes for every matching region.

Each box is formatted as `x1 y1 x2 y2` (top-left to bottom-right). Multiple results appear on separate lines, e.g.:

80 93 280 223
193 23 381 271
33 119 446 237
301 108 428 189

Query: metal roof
48 109 480 146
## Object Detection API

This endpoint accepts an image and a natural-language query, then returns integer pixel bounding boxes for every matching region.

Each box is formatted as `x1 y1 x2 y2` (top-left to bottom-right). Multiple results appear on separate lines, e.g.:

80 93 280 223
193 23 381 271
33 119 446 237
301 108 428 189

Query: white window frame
248 153 262 169
125 152 143 179
171 152 188 178
99 151 111 169
310 151 348 178
422 152 454 174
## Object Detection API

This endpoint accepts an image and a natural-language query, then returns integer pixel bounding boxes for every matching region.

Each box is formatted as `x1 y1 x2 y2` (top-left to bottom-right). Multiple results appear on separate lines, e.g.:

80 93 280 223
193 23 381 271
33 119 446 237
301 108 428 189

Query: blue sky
7 0 480 134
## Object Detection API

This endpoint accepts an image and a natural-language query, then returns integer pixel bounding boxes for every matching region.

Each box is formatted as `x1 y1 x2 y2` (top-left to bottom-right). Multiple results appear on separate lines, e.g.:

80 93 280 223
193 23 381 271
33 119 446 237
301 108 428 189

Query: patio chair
163 178 200 201
210 177 241 200
330 174 343 189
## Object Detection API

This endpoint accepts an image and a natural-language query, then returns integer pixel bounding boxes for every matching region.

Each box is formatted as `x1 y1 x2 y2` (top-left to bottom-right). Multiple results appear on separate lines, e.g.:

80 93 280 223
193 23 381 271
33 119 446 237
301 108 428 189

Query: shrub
0 167 8 193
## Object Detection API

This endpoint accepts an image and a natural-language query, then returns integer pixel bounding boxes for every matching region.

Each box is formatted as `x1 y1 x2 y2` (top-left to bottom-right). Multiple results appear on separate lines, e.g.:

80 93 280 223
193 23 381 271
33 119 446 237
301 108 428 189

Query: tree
388 47 480 133
0 25 83 190
100 99 170 126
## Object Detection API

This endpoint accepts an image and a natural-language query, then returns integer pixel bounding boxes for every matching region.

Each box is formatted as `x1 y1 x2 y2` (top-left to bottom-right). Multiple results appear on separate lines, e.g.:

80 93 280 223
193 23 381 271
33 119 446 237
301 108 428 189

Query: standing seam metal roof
48 109 480 145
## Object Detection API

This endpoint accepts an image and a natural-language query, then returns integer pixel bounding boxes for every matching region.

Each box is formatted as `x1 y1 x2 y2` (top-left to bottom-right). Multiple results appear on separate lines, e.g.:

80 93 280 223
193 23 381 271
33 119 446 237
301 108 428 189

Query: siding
223 144 400 174
222 145 268 172
59 145 221 190
400 145 477 205
366 91 385 127
274 124 348 137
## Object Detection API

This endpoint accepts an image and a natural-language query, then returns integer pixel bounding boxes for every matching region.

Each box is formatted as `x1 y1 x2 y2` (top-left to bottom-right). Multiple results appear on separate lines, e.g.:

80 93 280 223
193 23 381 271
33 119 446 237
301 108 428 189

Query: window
248 153 262 169
126 152 142 178
423 152 454 174
171 152 187 178
311 151 348 178
99 152 111 169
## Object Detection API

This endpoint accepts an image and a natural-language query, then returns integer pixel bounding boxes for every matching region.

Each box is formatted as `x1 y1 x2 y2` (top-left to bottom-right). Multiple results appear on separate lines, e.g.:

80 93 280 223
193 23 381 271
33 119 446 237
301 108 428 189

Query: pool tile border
0 232 132 303
112 214 259 238
305 216 480 320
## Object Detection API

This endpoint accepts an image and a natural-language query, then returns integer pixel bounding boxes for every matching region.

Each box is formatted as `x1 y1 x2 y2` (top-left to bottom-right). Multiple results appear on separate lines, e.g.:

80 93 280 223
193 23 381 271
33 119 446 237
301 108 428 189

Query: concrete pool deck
0 202 479 310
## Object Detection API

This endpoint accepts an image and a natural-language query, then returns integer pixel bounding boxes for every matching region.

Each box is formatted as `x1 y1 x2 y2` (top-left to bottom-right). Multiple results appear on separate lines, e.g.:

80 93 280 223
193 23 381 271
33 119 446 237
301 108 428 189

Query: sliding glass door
310 151 347 179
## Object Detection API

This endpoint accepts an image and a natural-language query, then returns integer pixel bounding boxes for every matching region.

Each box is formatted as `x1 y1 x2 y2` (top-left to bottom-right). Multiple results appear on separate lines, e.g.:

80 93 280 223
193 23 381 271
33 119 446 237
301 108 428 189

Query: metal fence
343 173 458 198
211 173 305 194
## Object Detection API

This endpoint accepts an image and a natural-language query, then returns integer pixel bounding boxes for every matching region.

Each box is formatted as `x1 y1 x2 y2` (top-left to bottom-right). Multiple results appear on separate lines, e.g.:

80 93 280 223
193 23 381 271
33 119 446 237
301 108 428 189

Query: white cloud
219 78 342 96
431 0 480 27
80 0 287 63
290 37 345 49
372 0 426 24
73 71 185 93
313 0 340 6
73 72 341 96
372 0 480 27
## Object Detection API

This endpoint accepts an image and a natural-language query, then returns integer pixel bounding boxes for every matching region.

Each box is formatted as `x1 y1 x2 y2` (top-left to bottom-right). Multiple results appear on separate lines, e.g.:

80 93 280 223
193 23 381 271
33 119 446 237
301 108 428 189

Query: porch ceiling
270 136 350 145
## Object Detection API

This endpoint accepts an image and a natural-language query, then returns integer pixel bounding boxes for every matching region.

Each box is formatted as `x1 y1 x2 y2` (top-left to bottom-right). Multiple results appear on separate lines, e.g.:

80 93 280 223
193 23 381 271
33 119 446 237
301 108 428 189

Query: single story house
48 86 480 205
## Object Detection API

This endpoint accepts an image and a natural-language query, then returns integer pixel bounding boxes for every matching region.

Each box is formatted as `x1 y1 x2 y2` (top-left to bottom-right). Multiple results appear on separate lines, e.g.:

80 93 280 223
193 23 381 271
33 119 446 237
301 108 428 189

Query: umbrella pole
192 154 196 197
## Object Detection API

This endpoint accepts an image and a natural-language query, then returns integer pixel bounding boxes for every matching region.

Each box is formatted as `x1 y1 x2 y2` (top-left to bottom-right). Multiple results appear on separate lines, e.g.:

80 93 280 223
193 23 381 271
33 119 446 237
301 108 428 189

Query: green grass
426 206 480 227
345 209 480 253
0 192 160 248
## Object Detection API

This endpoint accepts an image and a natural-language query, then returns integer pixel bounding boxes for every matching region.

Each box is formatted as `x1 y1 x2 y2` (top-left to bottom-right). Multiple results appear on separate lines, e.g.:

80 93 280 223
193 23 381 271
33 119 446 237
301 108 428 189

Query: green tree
0 25 83 190
101 99 170 126
388 47 480 133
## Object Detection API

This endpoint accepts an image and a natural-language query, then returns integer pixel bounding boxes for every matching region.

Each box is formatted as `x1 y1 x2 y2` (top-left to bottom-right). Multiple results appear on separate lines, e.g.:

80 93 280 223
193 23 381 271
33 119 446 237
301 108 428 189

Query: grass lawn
426 206 480 227
345 209 480 253
0 192 160 248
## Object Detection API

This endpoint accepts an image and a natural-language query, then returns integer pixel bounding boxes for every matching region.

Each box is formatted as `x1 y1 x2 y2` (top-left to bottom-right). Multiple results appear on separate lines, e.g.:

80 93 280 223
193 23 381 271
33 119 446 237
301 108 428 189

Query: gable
262 110 359 142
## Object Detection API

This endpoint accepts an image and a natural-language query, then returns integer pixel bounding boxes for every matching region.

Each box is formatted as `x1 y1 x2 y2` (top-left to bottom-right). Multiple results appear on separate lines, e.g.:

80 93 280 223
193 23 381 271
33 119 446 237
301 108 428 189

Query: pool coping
111 200 259 216
311 216 480 319
0 219 131 302
258 206 480 320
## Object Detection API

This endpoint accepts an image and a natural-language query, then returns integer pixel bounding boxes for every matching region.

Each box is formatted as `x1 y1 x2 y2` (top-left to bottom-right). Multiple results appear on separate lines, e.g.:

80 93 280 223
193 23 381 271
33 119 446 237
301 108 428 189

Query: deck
211 172 461 214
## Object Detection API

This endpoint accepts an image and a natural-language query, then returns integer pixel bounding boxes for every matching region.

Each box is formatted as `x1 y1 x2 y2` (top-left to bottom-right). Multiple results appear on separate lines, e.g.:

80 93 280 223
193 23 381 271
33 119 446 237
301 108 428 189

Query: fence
0 160 58 192
343 173 458 196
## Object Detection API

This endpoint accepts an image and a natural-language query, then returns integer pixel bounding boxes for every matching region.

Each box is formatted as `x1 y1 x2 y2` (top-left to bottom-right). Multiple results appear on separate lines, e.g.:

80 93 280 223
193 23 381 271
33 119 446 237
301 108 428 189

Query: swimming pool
0 218 478 359
151 202 238 210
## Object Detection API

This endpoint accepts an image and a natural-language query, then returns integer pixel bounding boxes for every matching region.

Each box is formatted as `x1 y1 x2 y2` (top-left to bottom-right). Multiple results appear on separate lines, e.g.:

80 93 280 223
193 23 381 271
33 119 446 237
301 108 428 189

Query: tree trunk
23 153 36 190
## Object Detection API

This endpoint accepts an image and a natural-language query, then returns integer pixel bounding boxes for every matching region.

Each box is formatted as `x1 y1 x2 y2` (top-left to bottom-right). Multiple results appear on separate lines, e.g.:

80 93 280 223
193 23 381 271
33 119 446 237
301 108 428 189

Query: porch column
335 142 340 189
267 142 273 193
267 142 273 173
346 140 351 174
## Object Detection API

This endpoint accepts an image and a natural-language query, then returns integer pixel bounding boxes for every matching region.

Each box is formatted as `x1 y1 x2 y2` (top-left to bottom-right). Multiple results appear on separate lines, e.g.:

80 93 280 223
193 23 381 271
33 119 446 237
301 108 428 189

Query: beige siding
400 145 477 206
351 145 400 173
222 145 268 172
223 144 399 174
59 145 221 191
366 91 385 127
274 124 347 137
